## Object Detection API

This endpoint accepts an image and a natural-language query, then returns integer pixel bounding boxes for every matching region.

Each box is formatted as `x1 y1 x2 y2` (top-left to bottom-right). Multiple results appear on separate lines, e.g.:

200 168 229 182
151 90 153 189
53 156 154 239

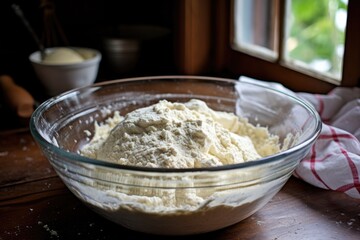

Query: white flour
81 99 280 167
77 99 286 235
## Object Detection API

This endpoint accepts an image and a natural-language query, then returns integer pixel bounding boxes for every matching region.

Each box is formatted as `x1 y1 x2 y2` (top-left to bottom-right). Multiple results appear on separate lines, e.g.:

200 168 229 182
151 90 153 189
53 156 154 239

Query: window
284 0 347 82
233 0 348 85
233 0 278 60
175 0 359 93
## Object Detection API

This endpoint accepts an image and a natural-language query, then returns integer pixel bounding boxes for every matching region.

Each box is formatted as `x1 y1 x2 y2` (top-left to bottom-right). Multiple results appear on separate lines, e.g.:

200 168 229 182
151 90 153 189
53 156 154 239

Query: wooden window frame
175 0 360 93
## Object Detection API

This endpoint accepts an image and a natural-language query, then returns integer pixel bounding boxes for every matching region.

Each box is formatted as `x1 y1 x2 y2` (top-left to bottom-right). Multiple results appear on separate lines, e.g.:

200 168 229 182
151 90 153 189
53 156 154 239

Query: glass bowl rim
30 75 322 173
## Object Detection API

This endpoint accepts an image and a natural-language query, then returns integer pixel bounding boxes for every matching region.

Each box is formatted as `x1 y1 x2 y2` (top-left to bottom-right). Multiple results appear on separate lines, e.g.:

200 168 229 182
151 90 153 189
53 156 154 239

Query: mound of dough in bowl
81 99 282 168
42 47 85 64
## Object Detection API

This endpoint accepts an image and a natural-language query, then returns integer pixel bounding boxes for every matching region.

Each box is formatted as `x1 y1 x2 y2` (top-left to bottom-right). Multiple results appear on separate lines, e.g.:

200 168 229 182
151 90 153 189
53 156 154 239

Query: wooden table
1 128 360 240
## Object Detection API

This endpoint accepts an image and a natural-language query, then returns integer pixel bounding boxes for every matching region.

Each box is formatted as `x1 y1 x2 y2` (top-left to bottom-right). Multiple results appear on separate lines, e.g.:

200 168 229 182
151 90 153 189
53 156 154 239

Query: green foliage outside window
288 0 347 76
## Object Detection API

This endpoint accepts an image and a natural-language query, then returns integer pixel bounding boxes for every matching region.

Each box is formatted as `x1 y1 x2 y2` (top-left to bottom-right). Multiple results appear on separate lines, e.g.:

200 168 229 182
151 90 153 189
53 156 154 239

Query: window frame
175 0 360 93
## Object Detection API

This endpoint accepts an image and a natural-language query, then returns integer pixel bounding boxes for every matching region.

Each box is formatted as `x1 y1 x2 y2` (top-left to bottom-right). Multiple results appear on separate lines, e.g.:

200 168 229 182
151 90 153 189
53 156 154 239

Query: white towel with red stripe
239 76 360 198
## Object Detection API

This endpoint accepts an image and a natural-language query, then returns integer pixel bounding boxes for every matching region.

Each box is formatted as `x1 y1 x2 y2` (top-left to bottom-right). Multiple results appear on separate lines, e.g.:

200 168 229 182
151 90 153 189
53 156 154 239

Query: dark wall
0 0 176 97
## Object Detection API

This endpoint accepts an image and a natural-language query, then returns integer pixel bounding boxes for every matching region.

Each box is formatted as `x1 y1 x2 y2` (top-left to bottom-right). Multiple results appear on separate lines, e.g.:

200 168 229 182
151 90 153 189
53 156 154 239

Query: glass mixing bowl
30 76 321 235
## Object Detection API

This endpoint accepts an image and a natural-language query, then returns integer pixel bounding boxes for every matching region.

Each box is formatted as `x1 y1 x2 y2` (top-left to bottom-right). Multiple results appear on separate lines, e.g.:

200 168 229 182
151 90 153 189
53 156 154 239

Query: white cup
29 47 102 96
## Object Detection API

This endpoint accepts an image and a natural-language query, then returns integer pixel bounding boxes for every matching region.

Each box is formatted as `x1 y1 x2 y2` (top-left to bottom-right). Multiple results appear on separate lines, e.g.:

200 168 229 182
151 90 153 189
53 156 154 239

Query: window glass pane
285 0 348 80
233 0 277 59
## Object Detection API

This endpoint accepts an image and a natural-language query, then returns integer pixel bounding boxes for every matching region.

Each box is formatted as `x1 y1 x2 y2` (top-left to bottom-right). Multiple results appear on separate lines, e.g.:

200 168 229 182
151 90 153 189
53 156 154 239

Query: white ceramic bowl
29 47 101 96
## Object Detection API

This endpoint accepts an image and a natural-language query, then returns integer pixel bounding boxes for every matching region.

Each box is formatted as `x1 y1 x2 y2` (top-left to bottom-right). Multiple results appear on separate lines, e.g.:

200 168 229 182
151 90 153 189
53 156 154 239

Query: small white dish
29 47 102 96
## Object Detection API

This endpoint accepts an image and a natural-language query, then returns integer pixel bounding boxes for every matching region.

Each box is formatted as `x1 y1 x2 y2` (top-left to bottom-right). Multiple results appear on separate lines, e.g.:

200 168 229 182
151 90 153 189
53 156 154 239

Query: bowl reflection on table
29 76 321 235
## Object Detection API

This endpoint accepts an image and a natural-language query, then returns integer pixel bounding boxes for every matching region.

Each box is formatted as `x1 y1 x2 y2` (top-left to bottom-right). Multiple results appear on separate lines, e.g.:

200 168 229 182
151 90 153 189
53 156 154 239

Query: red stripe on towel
329 126 360 194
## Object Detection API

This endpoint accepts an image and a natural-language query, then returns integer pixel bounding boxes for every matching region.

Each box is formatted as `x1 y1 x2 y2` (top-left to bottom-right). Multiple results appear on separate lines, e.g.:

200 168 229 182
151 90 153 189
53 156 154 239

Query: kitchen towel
239 76 360 198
